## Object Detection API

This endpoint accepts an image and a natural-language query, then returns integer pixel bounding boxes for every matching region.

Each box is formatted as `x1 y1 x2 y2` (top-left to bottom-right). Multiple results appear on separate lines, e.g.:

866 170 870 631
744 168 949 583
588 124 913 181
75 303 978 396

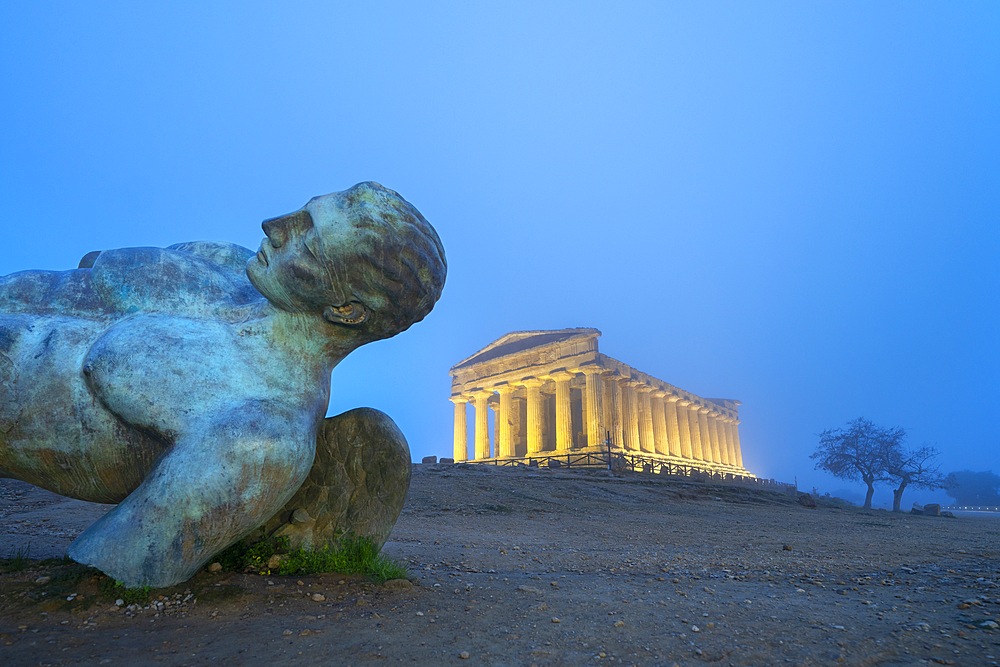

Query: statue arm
89 244 259 314
165 241 255 274
67 400 317 588
0 269 107 316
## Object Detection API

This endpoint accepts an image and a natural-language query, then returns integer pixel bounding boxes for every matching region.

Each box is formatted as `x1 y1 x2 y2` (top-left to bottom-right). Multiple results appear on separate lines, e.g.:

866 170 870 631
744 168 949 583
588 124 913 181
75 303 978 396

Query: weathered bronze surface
0 182 446 587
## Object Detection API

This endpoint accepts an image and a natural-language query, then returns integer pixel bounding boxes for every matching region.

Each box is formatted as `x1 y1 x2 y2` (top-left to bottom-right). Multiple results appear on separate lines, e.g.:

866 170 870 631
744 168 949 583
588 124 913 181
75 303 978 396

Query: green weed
278 536 408 582
1 544 31 572
101 580 152 605
213 534 407 583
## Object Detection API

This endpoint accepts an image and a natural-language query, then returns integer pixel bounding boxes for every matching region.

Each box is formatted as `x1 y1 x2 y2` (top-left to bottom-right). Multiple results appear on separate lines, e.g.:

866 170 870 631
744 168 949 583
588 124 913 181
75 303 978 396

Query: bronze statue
0 182 446 587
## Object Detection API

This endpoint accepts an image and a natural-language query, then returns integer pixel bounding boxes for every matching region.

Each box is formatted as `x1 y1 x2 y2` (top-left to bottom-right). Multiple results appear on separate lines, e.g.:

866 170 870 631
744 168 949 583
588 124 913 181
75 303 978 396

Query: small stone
267 554 282 570
34 576 51 585
310 593 326 602
282 629 293 636
551 617 561 623
384 578 413 591
207 562 223 573
614 620 625 628
415 611 424 616
783 545 793 551
115 599 124 607
980 620 999 630
459 651 471 659
691 625 700 632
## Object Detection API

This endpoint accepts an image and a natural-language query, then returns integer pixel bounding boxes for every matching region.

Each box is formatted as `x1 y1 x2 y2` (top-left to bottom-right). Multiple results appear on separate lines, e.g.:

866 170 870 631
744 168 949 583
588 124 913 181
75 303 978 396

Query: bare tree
811 417 903 509
885 445 944 512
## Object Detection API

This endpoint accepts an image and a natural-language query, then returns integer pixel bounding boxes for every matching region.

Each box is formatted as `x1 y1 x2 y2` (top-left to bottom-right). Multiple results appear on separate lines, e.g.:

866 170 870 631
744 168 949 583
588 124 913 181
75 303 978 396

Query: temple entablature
448 328 752 476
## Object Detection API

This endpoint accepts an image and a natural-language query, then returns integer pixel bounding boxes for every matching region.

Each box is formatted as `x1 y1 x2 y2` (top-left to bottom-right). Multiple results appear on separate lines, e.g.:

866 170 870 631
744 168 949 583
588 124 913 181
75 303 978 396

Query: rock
34 576 51 585
941 510 956 518
421 456 437 464
797 493 817 508
923 503 941 517
440 457 455 464
207 562 223 573
290 508 312 525
267 554 282 570
548 459 563 469
262 408 411 551
310 593 326 602
383 578 414 591
459 651 471 659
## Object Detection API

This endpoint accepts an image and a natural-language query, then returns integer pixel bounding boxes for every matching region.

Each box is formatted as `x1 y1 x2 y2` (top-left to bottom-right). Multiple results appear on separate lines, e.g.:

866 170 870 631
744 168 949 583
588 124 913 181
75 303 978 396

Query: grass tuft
278 536 408 582
1 544 31 572
101 579 152 605
214 534 407 583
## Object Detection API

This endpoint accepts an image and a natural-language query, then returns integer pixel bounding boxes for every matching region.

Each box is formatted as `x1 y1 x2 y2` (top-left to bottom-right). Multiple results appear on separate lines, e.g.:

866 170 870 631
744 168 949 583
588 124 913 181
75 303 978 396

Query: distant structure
449 328 751 475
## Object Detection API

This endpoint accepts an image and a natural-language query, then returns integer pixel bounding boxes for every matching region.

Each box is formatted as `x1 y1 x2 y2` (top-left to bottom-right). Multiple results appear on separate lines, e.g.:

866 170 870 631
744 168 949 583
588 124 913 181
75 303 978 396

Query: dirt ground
1 463 998 666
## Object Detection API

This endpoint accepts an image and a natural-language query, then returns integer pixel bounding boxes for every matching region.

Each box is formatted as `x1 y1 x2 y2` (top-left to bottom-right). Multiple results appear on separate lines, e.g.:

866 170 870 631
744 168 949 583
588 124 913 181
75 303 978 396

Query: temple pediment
450 327 601 371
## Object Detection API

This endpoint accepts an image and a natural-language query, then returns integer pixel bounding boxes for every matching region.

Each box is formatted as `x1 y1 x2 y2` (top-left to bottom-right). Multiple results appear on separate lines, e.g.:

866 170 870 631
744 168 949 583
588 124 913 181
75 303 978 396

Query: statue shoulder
91 245 260 316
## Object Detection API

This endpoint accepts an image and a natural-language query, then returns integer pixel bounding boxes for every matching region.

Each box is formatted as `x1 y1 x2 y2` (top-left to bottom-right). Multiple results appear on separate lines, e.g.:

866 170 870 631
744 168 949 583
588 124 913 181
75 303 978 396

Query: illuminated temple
449 328 751 475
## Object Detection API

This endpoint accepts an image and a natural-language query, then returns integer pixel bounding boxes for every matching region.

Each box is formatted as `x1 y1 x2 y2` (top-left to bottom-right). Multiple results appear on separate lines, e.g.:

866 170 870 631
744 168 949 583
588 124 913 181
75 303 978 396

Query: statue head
247 182 446 342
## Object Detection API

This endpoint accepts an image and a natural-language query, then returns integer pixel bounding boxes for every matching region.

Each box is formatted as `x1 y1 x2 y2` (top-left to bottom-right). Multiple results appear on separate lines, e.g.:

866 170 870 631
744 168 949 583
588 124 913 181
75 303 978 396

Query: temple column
685 402 704 460
708 411 724 464
651 391 668 456
511 394 525 456
729 419 741 468
523 379 545 456
664 395 683 457
722 417 737 467
717 414 731 465
450 395 469 462
551 371 574 453
676 399 694 459
619 378 640 451
697 407 712 463
495 384 515 458
731 419 744 468
581 366 604 449
637 385 656 454
473 390 492 460
604 372 623 449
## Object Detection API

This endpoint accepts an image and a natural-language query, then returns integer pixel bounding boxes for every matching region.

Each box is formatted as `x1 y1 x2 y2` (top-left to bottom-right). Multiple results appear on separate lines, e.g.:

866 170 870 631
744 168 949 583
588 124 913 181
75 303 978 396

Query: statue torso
0 243 330 501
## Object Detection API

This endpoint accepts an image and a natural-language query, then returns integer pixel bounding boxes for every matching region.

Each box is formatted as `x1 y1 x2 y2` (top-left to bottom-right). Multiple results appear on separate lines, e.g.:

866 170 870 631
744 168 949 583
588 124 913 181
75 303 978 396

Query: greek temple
449 328 751 475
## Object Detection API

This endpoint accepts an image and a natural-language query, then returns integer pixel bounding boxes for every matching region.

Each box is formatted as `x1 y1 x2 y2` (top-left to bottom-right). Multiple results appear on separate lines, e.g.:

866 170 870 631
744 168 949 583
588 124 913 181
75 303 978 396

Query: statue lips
256 243 269 267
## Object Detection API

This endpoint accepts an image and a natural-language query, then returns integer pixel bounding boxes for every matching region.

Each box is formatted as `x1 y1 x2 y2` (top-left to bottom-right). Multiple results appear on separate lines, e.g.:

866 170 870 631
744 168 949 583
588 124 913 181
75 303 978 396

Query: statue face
247 192 353 313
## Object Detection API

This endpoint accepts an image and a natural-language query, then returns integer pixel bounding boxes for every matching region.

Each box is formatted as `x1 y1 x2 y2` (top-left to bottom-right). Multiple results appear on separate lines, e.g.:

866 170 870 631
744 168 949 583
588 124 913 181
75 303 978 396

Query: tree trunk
892 480 908 512
863 480 875 509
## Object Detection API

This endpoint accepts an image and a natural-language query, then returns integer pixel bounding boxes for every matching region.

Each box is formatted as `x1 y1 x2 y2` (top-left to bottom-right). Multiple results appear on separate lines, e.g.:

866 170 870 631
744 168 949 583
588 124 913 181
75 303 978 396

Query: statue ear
323 301 369 326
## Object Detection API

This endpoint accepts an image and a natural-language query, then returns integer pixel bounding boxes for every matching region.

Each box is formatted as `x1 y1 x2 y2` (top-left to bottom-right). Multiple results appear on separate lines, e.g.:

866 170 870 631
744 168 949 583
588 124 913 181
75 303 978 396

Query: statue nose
262 217 288 248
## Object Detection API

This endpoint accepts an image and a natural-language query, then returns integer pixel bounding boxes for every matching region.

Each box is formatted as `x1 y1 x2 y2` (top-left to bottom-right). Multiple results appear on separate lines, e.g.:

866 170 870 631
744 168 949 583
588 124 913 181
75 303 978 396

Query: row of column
451 367 743 469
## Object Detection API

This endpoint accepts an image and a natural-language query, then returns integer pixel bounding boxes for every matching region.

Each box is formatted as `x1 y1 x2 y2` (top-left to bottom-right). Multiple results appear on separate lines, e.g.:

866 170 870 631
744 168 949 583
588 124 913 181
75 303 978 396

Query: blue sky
2 1 998 506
